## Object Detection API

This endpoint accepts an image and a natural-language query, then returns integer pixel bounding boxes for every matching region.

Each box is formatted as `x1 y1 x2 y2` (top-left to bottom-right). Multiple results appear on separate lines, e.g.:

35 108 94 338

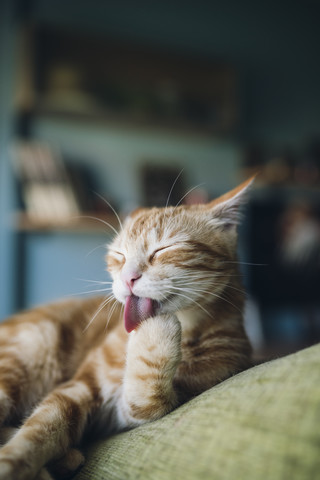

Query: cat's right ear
206 176 255 229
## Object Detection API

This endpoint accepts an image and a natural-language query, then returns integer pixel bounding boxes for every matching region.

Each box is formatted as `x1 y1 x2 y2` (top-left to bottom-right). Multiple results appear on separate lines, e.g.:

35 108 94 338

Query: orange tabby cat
0 178 253 480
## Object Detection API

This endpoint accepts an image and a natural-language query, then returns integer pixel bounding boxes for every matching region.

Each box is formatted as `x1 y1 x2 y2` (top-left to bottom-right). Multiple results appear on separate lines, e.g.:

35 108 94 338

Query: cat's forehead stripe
129 210 168 239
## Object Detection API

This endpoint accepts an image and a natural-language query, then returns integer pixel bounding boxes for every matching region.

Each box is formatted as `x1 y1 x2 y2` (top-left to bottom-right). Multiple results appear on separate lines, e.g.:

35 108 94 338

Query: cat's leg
0 437 84 480
0 315 70 427
0 353 28 427
117 314 182 428
0 298 106 430
0 425 54 480
0 378 100 480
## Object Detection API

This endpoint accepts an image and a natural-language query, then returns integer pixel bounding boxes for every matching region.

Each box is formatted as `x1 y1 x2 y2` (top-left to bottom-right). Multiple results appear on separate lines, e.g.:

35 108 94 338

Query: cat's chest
181 335 203 361
181 326 217 362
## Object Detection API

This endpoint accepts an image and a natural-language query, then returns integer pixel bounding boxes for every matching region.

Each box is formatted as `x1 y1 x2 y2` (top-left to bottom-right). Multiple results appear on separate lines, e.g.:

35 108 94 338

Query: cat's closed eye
108 250 126 269
149 245 179 263
110 250 125 259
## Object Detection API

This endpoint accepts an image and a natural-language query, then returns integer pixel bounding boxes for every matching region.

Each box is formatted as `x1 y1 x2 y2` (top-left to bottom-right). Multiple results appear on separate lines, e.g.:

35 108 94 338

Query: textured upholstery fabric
74 343 320 480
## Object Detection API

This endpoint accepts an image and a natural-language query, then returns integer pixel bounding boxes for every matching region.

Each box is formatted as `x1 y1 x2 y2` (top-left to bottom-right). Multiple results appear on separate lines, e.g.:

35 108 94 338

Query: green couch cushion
74 343 320 480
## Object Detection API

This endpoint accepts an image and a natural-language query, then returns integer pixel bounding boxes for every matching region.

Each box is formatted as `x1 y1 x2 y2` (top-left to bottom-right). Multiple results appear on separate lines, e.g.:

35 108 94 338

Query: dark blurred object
12 141 80 223
277 201 320 270
141 165 185 207
241 144 266 178
247 193 320 307
242 138 320 353
65 162 98 213
294 137 320 186
16 26 237 134
11 141 112 224
242 143 320 187
262 151 296 185
245 191 320 352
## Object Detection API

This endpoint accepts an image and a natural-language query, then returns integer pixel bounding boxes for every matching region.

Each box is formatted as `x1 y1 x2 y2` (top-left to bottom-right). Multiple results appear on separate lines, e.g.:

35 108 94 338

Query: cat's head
107 177 253 332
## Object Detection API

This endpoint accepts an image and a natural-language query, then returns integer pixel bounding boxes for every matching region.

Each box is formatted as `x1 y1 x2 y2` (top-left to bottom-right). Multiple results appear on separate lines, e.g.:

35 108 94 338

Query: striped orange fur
0 178 253 480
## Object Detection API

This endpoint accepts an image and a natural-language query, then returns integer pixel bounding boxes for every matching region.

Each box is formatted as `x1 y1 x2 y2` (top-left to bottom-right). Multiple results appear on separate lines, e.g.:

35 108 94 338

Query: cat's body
0 179 252 480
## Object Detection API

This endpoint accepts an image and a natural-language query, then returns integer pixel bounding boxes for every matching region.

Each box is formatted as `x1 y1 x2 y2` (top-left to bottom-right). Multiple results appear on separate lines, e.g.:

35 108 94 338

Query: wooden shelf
15 25 238 138
15 212 119 234
24 105 228 139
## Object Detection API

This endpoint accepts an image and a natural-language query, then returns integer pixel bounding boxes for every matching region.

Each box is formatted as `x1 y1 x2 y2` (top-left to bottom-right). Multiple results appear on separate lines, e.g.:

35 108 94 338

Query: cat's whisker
69 279 113 297
175 279 215 287
201 289 243 313
77 215 119 237
210 282 247 296
203 285 248 305
83 295 115 333
173 273 245 286
107 298 119 324
85 244 107 258
224 261 267 267
165 168 184 209
104 298 119 333
120 303 125 321
104 298 124 333
76 278 113 285
174 266 247 295
209 292 244 314
82 284 113 291
177 270 245 278
174 183 205 210
79 287 114 296
164 183 205 233
158 291 178 311
164 288 214 319
168 285 243 314
93 192 124 232
175 280 247 296
65 288 113 298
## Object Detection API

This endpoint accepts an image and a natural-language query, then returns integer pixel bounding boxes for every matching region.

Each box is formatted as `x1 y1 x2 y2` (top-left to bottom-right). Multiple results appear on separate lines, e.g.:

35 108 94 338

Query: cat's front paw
132 313 181 347
121 315 181 424
128 314 181 373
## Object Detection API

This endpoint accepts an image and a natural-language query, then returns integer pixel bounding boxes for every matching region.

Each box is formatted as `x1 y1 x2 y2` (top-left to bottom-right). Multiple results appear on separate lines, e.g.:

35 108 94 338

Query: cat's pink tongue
124 295 154 333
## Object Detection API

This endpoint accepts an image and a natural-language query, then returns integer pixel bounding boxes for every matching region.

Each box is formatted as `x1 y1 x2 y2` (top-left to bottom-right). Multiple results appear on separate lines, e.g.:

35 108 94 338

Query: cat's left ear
206 176 255 229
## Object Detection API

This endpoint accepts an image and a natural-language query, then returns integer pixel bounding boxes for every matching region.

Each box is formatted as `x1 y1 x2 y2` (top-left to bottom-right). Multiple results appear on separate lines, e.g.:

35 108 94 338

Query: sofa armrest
74 343 320 480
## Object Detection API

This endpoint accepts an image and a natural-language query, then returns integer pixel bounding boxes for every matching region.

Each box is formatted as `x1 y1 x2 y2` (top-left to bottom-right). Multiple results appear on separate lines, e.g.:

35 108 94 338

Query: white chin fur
112 280 129 305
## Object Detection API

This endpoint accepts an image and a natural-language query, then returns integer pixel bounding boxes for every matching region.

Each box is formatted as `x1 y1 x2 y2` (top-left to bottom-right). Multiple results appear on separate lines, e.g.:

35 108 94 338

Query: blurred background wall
1 0 320 358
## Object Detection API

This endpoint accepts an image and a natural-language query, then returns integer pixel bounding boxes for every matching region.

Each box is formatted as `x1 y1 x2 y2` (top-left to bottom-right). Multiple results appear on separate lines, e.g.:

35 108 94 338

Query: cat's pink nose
122 270 142 290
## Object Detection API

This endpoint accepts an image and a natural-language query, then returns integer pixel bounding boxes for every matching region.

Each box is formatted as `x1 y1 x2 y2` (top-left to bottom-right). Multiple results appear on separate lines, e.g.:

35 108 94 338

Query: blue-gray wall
0 0 18 318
